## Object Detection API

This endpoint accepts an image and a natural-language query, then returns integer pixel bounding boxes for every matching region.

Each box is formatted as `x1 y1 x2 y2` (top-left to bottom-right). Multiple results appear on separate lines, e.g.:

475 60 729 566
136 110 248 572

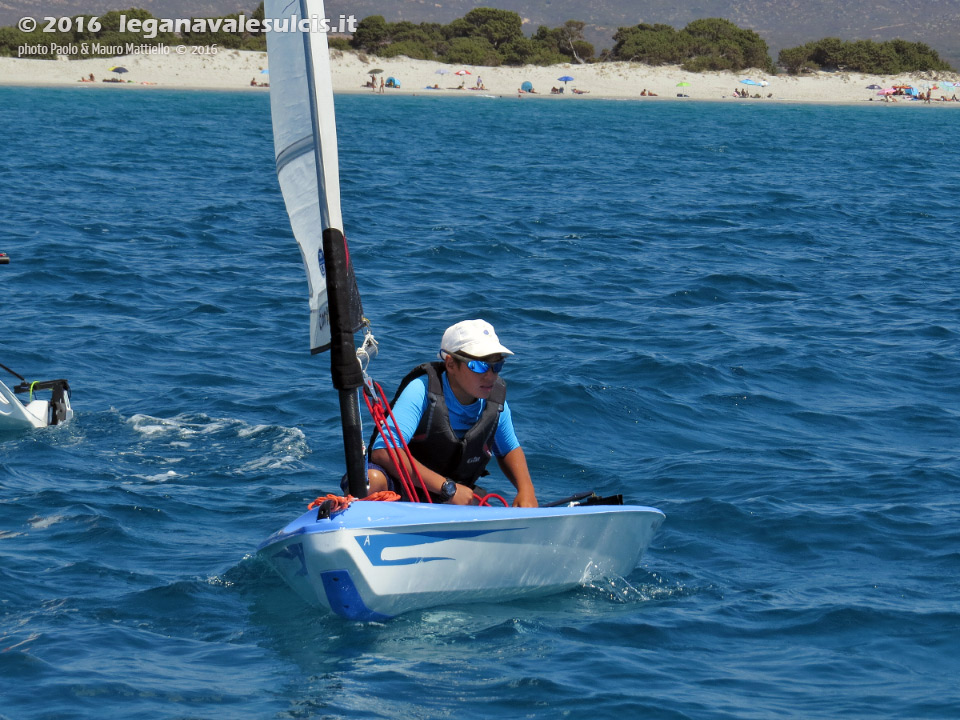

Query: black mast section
322 227 367 498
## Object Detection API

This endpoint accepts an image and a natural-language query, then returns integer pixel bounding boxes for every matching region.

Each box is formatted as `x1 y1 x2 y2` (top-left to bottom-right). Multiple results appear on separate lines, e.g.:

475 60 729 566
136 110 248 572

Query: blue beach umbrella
558 75 574 85
740 78 761 86
521 81 533 92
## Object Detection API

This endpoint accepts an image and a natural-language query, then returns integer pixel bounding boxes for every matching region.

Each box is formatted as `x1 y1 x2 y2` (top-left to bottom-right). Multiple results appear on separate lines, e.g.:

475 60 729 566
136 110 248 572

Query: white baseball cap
439 319 514 359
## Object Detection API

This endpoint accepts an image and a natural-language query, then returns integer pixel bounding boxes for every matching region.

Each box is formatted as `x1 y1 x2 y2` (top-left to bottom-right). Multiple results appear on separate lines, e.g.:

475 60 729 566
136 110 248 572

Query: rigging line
0 362 26 382
374 381 432 502
362 389 419 500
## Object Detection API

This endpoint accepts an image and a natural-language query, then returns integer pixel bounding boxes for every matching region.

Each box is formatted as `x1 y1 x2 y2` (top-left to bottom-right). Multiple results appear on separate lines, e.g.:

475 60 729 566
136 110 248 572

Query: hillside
3 1 958 68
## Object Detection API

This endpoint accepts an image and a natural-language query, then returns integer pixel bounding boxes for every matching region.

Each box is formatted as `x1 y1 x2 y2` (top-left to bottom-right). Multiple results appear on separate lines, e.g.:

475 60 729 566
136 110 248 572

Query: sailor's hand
451 484 475 505
512 489 538 508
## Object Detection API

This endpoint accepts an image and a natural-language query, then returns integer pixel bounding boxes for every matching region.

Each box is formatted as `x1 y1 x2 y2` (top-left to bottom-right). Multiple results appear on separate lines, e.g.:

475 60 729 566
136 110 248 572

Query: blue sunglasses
450 353 505 374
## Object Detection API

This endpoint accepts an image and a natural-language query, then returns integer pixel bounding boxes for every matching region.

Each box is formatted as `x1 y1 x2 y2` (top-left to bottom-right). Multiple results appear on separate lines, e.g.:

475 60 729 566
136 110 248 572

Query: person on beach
359 319 538 508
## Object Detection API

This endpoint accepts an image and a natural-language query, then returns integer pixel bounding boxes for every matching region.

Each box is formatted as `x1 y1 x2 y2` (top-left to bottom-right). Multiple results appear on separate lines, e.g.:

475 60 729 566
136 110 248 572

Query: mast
323 227 367 497
266 0 367 497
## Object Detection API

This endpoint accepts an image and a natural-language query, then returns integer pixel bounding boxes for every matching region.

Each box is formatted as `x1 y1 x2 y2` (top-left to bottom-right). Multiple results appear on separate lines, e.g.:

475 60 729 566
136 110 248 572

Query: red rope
307 493 354 512
307 491 401 512
476 493 508 507
361 490 402 503
362 382 433 503
363 387 418 500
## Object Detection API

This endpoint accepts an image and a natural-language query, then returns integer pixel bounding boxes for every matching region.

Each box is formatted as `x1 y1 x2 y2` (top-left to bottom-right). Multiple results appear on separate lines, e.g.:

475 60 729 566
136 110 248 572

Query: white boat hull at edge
259 501 665 620
0 379 73 431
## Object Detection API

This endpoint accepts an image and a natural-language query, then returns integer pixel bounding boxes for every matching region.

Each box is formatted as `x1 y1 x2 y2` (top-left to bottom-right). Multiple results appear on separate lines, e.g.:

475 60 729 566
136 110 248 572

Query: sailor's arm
497 447 538 508
370 448 475 505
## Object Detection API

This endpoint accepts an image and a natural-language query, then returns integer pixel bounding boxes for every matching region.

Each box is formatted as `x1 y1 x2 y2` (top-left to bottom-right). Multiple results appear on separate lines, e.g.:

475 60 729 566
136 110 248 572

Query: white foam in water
27 514 66 530
135 471 179 483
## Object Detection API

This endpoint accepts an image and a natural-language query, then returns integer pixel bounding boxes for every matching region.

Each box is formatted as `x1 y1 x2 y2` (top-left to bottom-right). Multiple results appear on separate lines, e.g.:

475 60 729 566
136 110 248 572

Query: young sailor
367 319 538 507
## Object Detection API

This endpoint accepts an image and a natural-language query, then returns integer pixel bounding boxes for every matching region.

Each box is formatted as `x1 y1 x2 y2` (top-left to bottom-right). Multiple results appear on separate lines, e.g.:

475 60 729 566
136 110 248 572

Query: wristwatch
438 479 457 502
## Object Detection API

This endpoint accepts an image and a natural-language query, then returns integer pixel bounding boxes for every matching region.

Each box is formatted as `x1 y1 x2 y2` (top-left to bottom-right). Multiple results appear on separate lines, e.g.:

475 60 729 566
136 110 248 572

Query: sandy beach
2 47 959 104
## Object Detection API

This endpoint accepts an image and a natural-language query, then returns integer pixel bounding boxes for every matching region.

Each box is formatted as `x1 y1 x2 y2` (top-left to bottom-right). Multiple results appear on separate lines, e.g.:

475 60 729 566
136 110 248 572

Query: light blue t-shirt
371 373 519 458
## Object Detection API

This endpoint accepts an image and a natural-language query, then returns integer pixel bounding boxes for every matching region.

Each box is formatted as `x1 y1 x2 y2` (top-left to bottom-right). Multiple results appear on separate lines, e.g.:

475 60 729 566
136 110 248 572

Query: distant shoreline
2 50 959 107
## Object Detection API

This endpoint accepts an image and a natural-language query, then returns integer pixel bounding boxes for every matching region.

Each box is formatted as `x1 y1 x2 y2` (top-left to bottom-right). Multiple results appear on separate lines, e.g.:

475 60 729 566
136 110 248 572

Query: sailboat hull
259 501 664 620
0 379 73 431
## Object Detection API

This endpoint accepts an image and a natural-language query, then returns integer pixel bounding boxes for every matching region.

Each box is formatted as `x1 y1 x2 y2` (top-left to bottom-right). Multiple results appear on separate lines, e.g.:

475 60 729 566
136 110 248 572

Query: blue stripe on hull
357 527 523 566
320 569 393 621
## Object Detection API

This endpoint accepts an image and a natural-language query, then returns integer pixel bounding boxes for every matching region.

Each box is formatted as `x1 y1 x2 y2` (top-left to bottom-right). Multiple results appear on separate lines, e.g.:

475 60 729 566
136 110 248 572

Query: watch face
441 480 456 500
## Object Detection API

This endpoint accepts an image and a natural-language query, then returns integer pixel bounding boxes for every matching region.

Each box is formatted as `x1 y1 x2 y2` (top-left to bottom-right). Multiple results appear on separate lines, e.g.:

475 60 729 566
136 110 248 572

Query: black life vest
374 361 506 489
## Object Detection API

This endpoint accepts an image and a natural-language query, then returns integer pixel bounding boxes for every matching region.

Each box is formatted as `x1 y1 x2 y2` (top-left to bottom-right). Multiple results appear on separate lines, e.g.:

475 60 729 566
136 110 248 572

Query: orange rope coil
307 490 401 512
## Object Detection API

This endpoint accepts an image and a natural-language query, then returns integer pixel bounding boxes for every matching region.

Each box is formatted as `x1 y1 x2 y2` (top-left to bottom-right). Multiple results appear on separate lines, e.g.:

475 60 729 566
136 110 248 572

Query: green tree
682 18 770 70
390 20 444 48
533 21 594 63
380 39 436 61
442 35 500 65
807 37 845 69
499 36 538 65
611 23 684 64
0 26 28 57
459 8 522 49
351 15 389 53
778 44 814 74
777 37 952 74
611 18 770 71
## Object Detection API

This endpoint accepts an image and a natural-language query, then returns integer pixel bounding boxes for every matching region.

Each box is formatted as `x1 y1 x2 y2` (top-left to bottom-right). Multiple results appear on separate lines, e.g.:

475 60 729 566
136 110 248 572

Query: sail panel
266 0 355 354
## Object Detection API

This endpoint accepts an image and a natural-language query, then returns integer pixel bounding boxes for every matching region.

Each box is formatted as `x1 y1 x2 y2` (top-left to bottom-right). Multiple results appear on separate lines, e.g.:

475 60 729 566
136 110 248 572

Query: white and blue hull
259 501 665 620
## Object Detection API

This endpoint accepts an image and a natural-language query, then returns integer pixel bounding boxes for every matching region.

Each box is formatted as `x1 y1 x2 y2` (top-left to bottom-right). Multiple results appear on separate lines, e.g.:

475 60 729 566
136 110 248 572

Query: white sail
265 0 343 353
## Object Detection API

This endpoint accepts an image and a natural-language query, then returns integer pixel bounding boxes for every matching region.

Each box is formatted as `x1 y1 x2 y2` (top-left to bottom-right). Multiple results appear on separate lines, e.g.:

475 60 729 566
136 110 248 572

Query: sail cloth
266 0 364 354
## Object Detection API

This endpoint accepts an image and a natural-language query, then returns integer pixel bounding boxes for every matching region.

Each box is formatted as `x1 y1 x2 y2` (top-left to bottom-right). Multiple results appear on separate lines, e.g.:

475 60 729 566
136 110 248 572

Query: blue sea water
1 87 959 719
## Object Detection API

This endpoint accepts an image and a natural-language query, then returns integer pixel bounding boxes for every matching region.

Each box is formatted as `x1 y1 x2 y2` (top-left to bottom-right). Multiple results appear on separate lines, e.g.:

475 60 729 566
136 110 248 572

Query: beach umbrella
740 78 761 86
877 88 895 95
521 81 533 92
435 69 449 75
260 69 269 75
455 69 471 76
866 84 881 89
676 81 690 87
109 66 128 74
558 75 574 85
